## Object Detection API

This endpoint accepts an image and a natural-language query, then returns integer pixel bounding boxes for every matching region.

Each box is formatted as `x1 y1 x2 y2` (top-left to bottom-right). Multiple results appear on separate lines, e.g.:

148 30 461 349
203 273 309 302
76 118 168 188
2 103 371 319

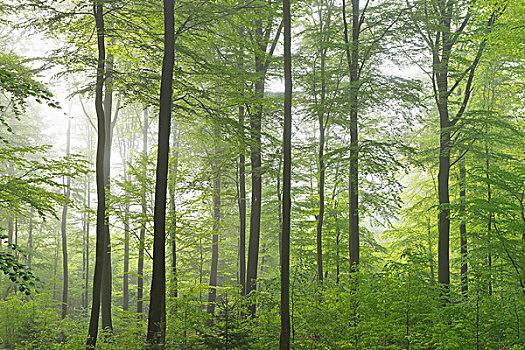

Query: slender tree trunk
279 0 292 345
343 0 360 273
87 3 107 347
101 35 116 333
28 208 33 268
207 127 221 315
486 141 493 296
316 73 326 284
169 128 180 300
459 159 468 298
245 24 265 315
238 105 247 296
437 102 452 299
138 107 149 316
428 216 436 286
85 175 91 309
54 228 58 300
61 116 71 320
7 214 12 244
236 26 247 297
147 0 174 344
316 4 331 282
431 1 499 304
123 199 130 311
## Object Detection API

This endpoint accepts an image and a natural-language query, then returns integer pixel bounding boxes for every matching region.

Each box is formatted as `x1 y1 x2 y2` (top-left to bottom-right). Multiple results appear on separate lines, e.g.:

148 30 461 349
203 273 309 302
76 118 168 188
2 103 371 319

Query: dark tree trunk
87 3 107 347
146 0 174 344
343 0 361 273
430 1 499 304
207 128 221 315
245 23 265 314
437 98 452 300
459 159 468 298
486 141 493 296
101 36 117 333
316 66 326 284
245 5 282 315
238 105 247 296
279 0 291 345
61 116 71 320
138 107 149 316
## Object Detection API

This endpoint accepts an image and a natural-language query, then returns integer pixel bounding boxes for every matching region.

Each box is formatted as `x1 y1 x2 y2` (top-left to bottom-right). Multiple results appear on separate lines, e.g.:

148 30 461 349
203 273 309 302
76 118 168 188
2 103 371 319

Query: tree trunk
87 3 107 347
138 107 149 316
61 115 71 320
437 100 452 300
146 0 174 344
28 208 33 268
459 159 468 298
245 23 265 314
245 7 282 316
316 56 326 284
169 128 180 300
123 198 130 311
343 0 360 273
431 0 499 304
279 0 291 345
101 34 116 333
238 104 247 296
207 127 221 315
85 174 91 310
486 141 493 296
7 214 13 244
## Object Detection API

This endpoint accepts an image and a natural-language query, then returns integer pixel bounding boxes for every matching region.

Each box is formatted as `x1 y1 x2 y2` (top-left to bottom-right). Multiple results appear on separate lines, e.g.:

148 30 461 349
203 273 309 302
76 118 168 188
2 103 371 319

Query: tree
86 2 107 347
147 0 175 345
60 115 71 319
245 0 283 315
406 0 504 300
279 0 291 346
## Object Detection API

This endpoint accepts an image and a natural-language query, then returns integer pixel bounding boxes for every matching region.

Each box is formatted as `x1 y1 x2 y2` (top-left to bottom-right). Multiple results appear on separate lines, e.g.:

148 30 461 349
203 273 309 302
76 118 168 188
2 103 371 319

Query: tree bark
28 208 33 268
137 107 149 316
342 0 360 272
61 115 71 320
147 0 174 344
245 21 265 314
245 3 282 316
316 46 327 284
85 171 91 310
123 186 130 311
169 128 180 300
279 0 292 345
87 3 107 347
486 141 493 296
459 159 468 298
7 214 12 244
238 105 247 296
207 126 221 315
101 34 117 333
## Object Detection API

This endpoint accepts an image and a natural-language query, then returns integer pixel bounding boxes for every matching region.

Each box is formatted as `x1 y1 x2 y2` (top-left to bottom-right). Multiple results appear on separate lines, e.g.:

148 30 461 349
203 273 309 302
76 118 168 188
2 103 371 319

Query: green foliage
0 144 88 217
0 233 42 295
0 52 60 140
